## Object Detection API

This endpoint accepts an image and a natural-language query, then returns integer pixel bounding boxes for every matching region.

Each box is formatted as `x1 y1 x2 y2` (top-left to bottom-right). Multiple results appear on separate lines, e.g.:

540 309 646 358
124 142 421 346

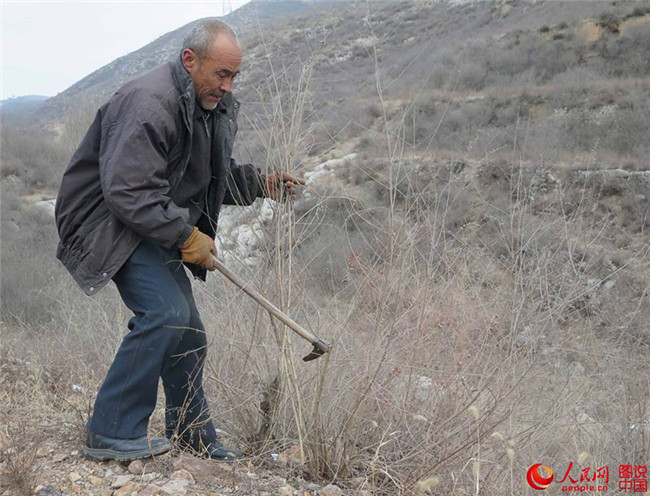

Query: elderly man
55 20 302 462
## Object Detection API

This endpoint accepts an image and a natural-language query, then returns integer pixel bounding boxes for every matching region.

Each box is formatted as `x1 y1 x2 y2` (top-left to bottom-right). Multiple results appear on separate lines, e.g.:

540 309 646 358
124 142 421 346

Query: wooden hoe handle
211 256 331 361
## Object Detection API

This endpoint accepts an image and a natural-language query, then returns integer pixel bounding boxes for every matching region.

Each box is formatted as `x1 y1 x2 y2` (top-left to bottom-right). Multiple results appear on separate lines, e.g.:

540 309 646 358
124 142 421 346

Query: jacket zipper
202 114 210 137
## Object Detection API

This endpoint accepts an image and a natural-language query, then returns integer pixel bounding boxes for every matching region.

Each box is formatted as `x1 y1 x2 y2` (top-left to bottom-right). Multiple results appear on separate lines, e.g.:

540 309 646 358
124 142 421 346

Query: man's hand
180 227 217 271
266 172 306 201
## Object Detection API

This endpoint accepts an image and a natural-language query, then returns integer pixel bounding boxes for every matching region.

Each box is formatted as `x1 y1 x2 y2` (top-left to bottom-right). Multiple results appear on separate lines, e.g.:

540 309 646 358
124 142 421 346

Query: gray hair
181 20 238 60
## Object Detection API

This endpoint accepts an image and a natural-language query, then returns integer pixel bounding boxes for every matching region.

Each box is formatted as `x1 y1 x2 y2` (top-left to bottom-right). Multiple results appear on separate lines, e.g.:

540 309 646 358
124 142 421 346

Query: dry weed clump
0 429 40 495
0 125 68 191
0 328 98 493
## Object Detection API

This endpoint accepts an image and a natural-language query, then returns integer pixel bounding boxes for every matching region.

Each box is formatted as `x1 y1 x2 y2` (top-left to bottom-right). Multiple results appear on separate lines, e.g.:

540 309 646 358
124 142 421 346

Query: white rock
567 361 585 376
415 375 433 402
32 199 56 217
304 153 357 185
110 475 134 489
170 469 194 484
51 452 68 462
140 473 160 483
260 199 274 223
515 326 533 348
576 411 593 424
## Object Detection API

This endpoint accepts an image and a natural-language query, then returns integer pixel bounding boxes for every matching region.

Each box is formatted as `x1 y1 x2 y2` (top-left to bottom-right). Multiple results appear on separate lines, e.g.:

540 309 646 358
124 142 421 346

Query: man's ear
181 48 197 71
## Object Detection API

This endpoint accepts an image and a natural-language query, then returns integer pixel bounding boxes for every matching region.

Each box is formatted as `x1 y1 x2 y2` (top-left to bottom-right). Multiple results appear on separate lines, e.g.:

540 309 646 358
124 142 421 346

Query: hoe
211 255 331 361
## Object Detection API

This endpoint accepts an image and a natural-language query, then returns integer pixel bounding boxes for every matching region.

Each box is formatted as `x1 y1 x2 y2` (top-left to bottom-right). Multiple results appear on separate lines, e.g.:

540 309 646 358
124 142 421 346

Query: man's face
182 34 242 111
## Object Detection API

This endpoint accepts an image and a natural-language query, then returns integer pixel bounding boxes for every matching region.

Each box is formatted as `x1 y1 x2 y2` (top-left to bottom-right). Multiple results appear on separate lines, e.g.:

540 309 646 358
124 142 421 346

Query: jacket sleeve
98 102 191 249
222 157 266 206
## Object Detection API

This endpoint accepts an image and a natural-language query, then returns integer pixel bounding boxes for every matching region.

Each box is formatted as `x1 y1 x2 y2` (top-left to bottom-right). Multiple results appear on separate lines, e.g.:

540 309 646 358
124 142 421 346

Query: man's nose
219 78 233 93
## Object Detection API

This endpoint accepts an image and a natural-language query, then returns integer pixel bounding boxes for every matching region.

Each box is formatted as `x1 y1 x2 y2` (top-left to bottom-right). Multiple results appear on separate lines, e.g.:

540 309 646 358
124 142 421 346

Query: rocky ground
2 440 374 496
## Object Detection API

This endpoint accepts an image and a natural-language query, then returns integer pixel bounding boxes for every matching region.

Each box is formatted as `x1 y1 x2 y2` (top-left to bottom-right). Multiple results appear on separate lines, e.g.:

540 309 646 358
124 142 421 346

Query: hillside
0 96 50 126
37 0 346 121
0 95 49 111
231 0 650 162
36 0 650 167
1 1 650 495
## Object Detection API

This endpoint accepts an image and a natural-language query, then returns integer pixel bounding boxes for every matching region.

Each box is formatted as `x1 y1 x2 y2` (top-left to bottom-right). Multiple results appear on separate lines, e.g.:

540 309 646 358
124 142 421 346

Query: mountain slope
0 96 50 126
37 0 344 121
2 2 650 494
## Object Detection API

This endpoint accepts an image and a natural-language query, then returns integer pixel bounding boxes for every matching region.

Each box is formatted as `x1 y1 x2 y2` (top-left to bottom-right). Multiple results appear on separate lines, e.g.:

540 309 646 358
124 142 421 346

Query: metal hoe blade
303 338 332 362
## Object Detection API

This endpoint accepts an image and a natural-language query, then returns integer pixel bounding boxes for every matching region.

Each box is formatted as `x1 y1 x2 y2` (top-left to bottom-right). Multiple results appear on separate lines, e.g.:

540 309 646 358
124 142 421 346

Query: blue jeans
88 239 217 446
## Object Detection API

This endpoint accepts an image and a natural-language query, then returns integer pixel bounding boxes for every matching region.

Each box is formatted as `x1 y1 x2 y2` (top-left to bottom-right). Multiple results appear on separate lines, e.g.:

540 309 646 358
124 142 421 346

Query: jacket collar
172 55 238 116
172 56 196 131
172 55 195 100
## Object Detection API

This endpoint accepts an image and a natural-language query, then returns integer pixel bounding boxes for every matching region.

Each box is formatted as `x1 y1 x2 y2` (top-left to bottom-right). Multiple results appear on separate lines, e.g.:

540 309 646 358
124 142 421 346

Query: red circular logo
527 464 554 490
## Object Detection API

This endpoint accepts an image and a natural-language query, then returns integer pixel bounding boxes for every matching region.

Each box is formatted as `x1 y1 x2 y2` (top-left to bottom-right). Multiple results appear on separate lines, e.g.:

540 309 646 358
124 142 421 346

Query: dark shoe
84 432 171 461
183 440 244 461
203 441 244 461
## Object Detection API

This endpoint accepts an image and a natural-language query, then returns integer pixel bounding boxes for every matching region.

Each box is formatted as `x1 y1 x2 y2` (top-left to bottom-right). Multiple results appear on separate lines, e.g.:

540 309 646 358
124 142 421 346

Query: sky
0 0 252 100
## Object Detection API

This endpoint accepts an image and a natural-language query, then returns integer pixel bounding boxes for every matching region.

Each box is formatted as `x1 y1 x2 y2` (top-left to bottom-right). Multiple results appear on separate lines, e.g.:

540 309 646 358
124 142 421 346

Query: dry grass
1 2 649 495
189 26 649 494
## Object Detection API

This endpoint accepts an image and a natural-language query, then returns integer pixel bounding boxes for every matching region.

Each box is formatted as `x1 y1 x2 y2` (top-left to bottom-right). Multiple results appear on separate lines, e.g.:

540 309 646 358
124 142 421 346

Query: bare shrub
0 207 62 326
0 429 40 495
0 125 68 190
430 65 451 90
598 12 621 33
630 5 650 17
59 94 105 158
457 62 487 91
620 190 650 232
531 40 580 83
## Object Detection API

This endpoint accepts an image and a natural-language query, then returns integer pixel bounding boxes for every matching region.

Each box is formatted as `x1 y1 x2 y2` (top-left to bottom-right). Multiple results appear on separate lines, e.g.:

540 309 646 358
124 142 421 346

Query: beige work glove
180 227 216 271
